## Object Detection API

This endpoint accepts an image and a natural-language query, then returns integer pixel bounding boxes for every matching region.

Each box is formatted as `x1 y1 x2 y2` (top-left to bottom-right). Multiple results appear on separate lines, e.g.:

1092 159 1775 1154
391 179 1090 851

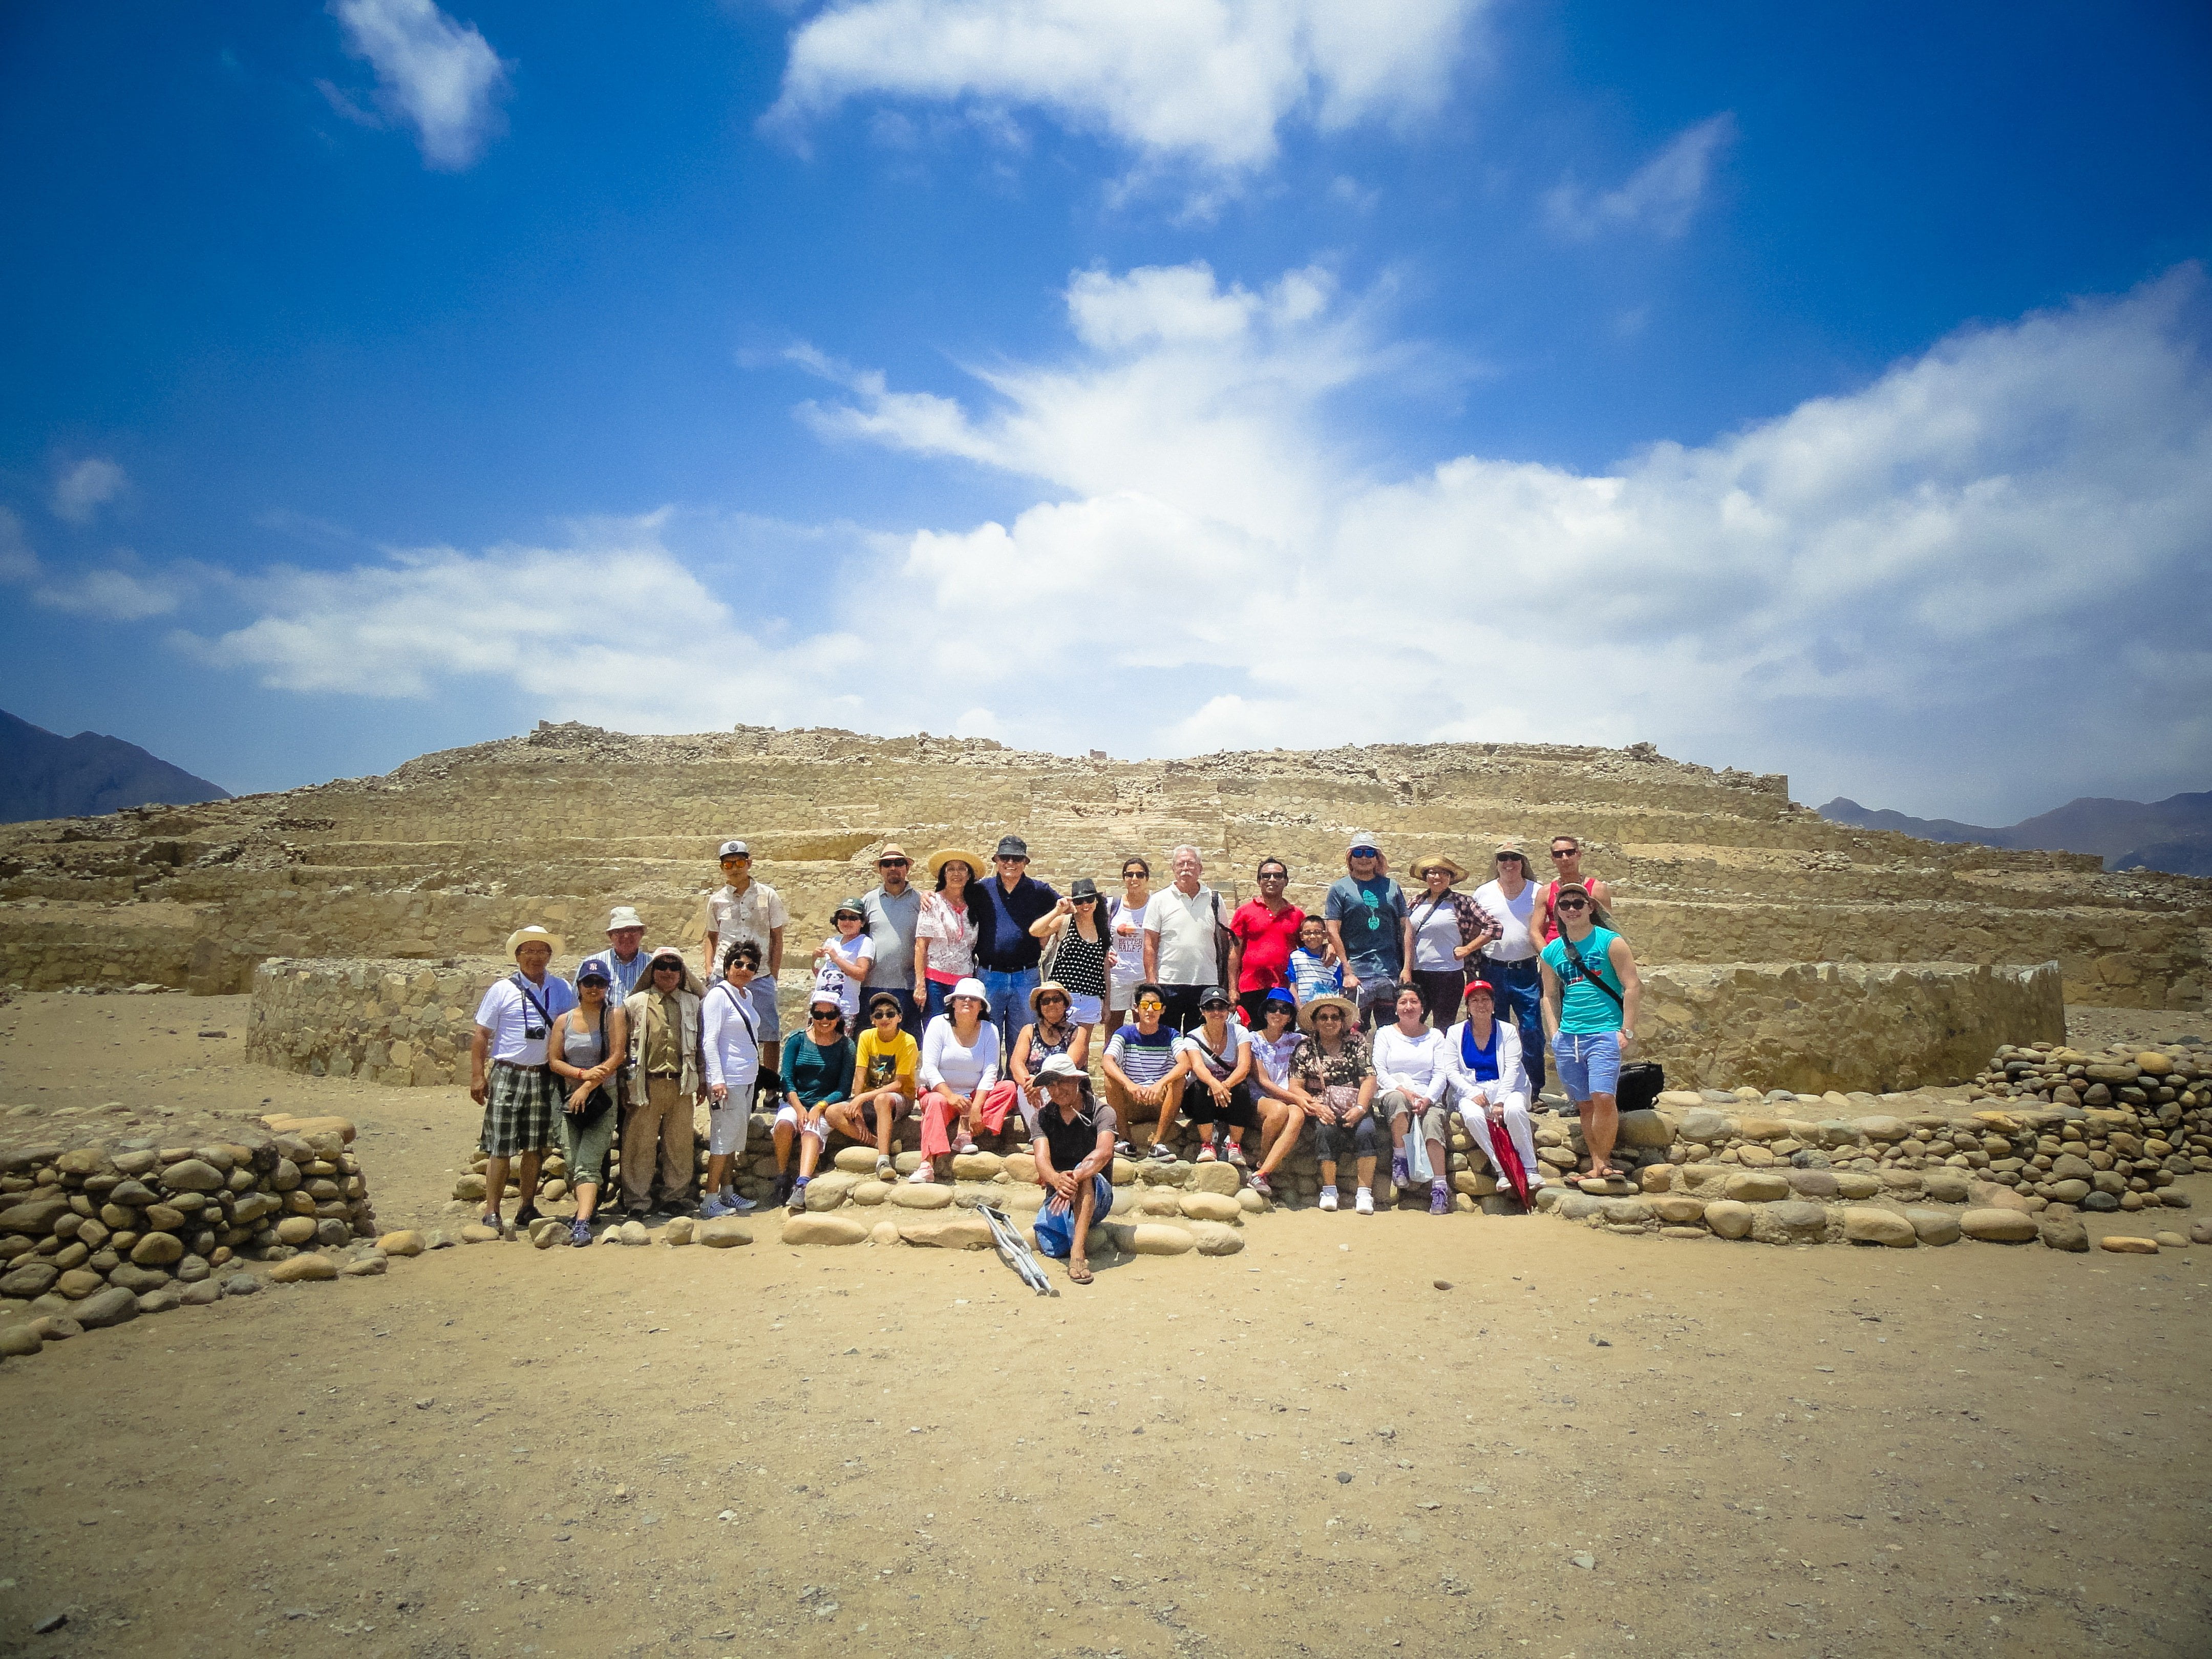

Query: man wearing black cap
968 834 1061 1052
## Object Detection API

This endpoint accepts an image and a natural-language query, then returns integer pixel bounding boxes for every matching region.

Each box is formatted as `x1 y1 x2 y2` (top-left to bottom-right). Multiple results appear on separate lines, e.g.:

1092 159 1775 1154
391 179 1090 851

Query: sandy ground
0 991 2207 1659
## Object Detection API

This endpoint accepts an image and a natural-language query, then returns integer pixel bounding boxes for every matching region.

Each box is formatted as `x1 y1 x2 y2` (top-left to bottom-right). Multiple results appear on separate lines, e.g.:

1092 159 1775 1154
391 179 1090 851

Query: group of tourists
466 828 1641 1278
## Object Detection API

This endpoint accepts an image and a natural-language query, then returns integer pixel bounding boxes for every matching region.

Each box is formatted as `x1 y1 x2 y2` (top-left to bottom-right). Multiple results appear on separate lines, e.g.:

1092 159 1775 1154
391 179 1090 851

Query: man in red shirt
1228 857 1306 1025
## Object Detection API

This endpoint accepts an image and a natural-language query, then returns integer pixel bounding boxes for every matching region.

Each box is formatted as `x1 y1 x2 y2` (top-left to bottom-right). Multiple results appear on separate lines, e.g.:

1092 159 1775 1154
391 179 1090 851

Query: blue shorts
1033 1174 1113 1259
1551 1031 1622 1103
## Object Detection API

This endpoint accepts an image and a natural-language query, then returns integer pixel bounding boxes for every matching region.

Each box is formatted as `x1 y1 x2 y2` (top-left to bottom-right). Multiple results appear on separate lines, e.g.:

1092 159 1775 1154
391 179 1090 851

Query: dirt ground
0 991 2207 1659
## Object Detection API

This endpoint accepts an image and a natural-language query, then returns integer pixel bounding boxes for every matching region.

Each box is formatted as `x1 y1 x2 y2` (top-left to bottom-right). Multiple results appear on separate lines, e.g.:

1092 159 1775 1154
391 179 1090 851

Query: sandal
1069 1262 1094 1286
478 1211 502 1231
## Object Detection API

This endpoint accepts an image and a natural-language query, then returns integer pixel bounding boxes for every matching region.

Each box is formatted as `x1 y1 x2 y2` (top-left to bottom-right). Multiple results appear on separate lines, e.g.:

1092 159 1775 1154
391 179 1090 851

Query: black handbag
1615 1061 1664 1115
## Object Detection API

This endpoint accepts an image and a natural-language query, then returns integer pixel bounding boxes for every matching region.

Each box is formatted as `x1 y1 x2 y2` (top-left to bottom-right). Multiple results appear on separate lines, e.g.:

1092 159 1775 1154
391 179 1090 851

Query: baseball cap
718 839 750 860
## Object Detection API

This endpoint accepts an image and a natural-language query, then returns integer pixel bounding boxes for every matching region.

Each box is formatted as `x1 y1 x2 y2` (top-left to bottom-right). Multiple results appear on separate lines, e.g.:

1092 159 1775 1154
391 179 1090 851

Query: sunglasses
1556 898 1589 911
1136 998 1164 1011
1350 849 1379 858
836 913 864 923
1072 896 1098 905
1258 870 1287 880
996 856 1027 865
1039 994 1068 1006
878 858 910 867
810 1009 842 1021
577 979 609 989
1312 1008 1344 1020
1122 868 1147 878
1550 849 1575 859
870 1005 902 1018
652 964 683 974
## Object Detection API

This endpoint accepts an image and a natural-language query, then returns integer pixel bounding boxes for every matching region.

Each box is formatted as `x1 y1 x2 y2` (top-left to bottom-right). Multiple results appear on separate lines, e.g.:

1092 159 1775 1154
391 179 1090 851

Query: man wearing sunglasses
968 834 1062 1053
859 842 924 1037
1537 881 1642 1184
1529 835 1614 947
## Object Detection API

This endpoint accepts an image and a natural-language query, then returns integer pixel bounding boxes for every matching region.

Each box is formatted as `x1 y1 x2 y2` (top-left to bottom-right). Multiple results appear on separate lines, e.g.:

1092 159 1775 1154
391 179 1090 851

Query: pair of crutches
980 1204 1058 1296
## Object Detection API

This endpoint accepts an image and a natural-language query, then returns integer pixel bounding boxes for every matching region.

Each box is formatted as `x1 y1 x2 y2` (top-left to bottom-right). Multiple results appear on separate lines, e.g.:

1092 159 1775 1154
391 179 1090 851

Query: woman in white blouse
911 976 1019 1182
1370 983 1453 1215
1438 979 1541 1202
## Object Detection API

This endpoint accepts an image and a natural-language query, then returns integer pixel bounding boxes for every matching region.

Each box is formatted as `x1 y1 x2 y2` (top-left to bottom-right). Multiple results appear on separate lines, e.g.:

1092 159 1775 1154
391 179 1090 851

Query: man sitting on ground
1030 1053 1115 1286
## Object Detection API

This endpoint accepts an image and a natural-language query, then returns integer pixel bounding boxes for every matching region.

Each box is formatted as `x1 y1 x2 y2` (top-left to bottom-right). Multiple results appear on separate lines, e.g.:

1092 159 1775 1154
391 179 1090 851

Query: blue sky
3 1 2209 820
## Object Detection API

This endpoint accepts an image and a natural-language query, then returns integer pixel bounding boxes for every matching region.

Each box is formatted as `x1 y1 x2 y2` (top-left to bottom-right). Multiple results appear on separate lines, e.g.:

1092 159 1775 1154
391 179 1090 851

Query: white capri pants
1456 1089 1539 1182
774 1102 830 1144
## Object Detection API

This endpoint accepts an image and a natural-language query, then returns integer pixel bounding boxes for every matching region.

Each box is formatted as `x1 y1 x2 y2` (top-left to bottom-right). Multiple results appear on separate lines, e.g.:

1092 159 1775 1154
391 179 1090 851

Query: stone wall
0 1114 385 1357
1636 961 2065 1092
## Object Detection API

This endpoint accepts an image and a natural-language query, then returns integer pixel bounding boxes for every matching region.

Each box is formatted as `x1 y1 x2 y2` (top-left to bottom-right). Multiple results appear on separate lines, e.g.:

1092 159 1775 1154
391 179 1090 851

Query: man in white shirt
1472 842 1547 1095
468 925 578 1233
1142 844 1228 1034
704 838 787 1103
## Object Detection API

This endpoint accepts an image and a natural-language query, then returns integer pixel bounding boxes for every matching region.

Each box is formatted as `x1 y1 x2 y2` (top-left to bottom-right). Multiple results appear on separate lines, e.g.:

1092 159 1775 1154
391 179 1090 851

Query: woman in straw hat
1287 991 1379 1215
913 847 985 1026
1402 855 1499 1027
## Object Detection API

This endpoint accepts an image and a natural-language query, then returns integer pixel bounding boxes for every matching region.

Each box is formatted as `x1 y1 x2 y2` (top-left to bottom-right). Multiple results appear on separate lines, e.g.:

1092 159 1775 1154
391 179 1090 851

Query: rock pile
0 1113 387 1362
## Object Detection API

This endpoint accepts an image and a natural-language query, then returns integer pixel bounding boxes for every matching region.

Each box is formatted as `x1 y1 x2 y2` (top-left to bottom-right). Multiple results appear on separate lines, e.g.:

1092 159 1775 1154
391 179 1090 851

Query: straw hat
1412 854 1465 883
927 847 987 880
1030 980 1073 1016
503 925 564 961
1296 992 1357 1033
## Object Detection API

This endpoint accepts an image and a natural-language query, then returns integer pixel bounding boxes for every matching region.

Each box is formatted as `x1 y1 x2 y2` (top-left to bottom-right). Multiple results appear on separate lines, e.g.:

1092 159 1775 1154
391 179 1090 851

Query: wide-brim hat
1030 979 1073 1015
1412 855 1465 883
949 975 990 1011
1069 876 1101 900
642 946 704 996
1036 1052 1085 1083
604 905 645 933
1492 841 1533 866
928 847 987 880
1296 992 1356 1033
504 926 564 961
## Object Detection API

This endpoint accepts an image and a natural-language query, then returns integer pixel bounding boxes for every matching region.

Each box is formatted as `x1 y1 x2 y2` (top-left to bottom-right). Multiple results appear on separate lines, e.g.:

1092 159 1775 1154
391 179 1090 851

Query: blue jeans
977 967 1039 1054
1551 1031 1621 1104
1480 955 1546 1091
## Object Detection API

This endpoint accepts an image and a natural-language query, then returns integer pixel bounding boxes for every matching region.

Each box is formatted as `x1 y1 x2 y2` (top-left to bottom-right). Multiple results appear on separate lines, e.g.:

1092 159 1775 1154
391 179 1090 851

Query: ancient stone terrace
2 722 2205 1010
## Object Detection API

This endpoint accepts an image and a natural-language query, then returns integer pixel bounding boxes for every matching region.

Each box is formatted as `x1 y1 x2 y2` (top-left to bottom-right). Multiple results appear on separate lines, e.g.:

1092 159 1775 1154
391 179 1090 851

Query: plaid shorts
481 1063 558 1157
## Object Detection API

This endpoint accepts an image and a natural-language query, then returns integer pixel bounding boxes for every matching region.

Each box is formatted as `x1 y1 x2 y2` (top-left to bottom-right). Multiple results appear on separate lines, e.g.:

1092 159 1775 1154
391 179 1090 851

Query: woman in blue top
1536 882 1642 1182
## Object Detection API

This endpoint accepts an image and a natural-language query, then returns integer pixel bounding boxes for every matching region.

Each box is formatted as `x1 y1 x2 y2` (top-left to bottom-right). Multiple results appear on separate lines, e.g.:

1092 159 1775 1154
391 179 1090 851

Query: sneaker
1429 1184 1452 1216
770 1173 792 1207
875 1155 895 1178
1148 1141 1178 1163
512 1204 541 1229
725 1187 758 1213
1390 1153 1409 1187
569 1219 593 1246
1196 1139 1218 1164
1354 1187 1375 1216
787 1178 810 1214
699 1194 734 1220
1225 1141 1248 1168
1248 1171 1272 1199
907 1162 936 1184
1318 1187 1338 1212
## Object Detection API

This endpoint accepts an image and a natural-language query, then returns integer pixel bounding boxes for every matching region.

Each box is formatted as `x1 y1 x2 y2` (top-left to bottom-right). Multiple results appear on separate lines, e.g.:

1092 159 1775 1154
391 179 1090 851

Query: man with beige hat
468 925 578 1233
576 905 653 1004
859 842 924 1036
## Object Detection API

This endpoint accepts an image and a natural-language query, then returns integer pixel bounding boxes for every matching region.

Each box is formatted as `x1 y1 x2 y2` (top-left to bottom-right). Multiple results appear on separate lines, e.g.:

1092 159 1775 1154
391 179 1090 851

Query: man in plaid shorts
469 925 577 1233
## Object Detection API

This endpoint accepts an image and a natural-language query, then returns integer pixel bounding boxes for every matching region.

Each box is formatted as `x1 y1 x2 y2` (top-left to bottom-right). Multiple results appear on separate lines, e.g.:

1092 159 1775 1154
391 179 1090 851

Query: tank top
1055 929 1110 999
562 1012 608 1069
1027 1020 1078 1068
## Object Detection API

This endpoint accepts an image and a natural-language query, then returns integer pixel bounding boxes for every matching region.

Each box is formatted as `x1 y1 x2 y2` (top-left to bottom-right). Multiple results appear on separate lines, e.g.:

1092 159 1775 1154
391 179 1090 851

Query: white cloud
328 0 511 170
767 0 1485 174
146 261 2212 819
51 457 127 525
1545 113 1735 240
0 507 36 583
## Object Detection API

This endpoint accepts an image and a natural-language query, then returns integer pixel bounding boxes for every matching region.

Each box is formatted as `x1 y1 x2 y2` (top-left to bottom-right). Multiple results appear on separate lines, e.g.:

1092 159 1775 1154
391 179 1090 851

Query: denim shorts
1551 1031 1622 1102
1035 1174 1113 1258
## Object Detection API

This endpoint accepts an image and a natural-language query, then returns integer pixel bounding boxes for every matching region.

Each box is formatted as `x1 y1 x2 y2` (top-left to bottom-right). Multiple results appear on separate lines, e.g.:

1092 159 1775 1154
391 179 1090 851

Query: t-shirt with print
1290 1030 1372 1096
1106 1023 1179 1089
1540 926 1627 1035
1174 1019 1249 1084
1229 900 1306 994
475 973 579 1067
856 1028 920 1096
1107 898 1151 998
1288 947 1342 1003
1324 875 1407 978
914 892 976 983
812 932 875 1025
1248 1029 1302 1090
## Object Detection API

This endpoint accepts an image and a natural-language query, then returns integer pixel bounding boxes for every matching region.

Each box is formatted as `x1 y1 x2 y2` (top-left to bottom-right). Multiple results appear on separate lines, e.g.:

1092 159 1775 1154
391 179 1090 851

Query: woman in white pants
1440 979 1542 1195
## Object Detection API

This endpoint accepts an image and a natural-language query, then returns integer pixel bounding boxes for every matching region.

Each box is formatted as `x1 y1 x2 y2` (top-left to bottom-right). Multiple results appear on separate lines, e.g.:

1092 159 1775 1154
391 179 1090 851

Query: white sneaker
1318 1188 1338 1212
906 1162 935 1184
1354 1187 1375 1216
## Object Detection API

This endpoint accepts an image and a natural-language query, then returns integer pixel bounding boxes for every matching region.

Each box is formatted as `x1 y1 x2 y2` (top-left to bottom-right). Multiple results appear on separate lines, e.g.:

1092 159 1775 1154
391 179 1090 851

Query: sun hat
1413 855 1465 882
1262 987 1296 1013
717 839 750 860
927 847 987 880
833 895 867 920
504 925 564 961
1036 1052 1085 1083
1030 980 1072 1015
604 905 645 933
1297 992 1357 1033
949 975 990 1011
993 835 1030 861
642 945 703 995
876 841 910 865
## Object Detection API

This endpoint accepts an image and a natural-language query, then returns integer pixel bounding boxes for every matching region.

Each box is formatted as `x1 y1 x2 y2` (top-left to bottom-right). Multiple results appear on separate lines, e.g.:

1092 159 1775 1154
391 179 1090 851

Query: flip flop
1069 1262 1094 1286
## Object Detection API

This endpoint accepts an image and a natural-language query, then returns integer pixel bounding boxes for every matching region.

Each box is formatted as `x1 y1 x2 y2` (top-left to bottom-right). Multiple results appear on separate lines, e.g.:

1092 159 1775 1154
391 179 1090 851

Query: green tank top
1541 926 1625 1035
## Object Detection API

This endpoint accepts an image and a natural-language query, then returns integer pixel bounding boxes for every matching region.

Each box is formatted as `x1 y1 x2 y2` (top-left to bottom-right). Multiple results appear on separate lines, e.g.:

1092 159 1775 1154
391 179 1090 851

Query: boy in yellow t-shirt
825 991 917 1177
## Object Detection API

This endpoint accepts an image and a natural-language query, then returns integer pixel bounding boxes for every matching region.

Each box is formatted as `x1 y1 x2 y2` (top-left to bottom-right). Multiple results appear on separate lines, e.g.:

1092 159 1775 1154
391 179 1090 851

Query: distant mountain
1819 791 2212 877
0 708 229 823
